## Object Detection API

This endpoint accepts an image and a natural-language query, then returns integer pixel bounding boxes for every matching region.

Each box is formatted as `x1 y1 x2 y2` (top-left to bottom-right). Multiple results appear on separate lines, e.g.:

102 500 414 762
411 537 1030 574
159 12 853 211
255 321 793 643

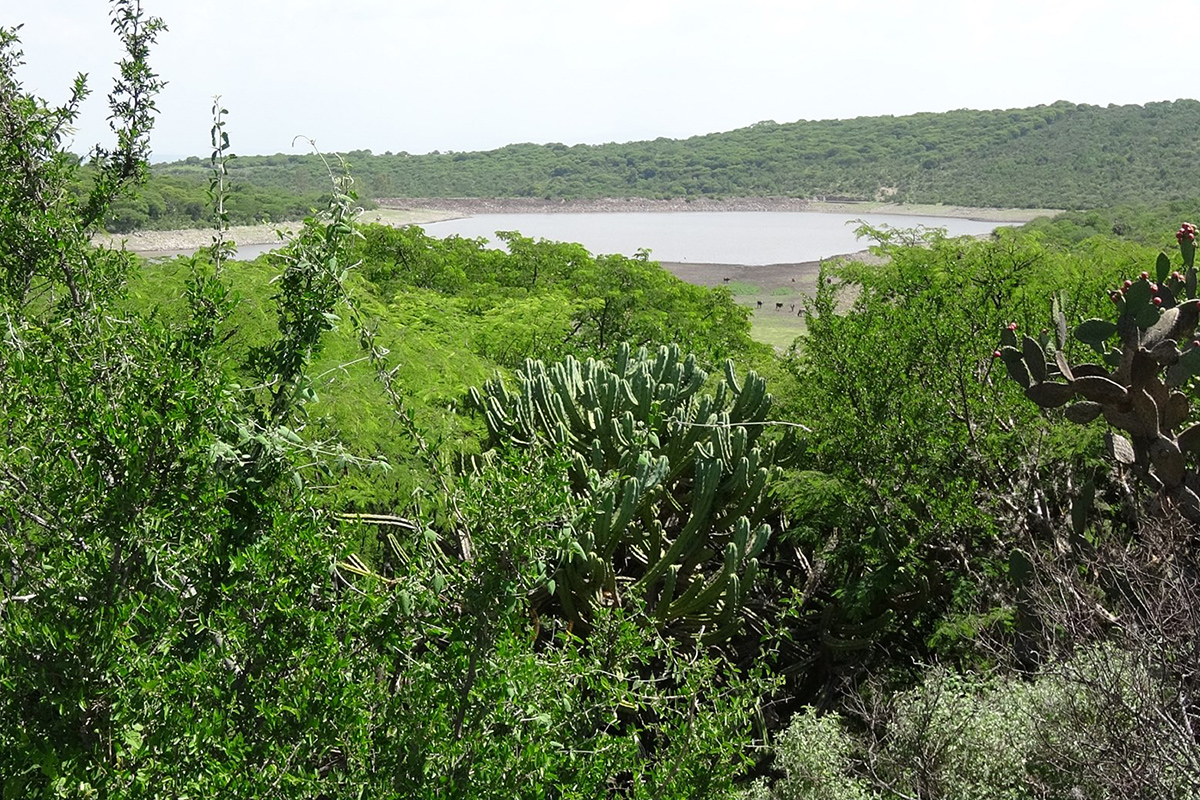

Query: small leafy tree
774 226 1134 694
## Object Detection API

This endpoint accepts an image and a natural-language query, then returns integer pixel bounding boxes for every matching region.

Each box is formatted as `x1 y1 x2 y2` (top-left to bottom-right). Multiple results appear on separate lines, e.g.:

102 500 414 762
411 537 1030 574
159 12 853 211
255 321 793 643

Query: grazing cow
775 302 783 310
722 277 731 283
756 300 763 309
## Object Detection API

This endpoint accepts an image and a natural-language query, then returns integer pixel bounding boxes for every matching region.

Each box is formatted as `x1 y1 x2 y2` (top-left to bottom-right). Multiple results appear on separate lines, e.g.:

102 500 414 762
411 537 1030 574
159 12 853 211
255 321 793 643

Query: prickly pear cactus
468 343 798 644
999 223 1200 520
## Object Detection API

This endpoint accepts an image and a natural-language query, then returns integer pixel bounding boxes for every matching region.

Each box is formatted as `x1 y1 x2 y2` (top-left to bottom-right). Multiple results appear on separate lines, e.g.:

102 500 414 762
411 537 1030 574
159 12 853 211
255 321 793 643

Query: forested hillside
108 100 1200 231
145 99 1200 211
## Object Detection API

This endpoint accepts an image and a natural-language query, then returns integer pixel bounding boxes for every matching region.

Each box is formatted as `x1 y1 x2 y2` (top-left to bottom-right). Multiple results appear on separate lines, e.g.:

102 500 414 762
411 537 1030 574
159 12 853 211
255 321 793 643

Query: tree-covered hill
149 99 1200 212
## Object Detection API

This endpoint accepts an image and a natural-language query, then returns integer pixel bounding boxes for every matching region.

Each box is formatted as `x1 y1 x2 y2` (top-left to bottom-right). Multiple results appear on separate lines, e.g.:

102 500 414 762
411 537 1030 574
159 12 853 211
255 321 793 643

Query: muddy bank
660 250 883 292
377 196 1058 224
659 254 879 353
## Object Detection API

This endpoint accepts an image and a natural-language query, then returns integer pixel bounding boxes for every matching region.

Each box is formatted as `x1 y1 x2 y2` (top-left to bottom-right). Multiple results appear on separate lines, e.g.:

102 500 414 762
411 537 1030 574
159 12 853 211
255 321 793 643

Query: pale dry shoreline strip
91 208 464 255
94 199 1057 256
376 196 1058 224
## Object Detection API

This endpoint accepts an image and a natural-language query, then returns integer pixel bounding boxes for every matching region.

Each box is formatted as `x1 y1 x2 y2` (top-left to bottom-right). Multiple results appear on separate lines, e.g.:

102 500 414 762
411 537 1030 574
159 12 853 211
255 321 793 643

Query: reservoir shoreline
96 198 1055 256
376 196 1056 224
659 254 876 292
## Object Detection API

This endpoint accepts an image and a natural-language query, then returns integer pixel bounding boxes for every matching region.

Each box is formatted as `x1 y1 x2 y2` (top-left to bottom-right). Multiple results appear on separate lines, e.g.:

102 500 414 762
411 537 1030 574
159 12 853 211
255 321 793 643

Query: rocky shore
376 196 1058 223
376 196 815 215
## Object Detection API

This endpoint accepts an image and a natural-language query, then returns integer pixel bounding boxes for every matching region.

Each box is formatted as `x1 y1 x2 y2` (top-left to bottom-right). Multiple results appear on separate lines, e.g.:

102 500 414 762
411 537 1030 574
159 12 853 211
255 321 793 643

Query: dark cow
775 302 783 310
756 300 763 309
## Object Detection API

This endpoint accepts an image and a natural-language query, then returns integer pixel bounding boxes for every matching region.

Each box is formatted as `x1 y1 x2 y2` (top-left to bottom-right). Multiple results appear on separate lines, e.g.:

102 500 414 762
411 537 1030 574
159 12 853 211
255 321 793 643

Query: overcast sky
7 0 1195 161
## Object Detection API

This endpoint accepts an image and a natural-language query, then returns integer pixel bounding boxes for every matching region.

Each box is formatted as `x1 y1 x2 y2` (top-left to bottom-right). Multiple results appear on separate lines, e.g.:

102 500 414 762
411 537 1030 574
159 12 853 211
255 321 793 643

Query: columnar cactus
468 343 798 644
1000 224 1200 520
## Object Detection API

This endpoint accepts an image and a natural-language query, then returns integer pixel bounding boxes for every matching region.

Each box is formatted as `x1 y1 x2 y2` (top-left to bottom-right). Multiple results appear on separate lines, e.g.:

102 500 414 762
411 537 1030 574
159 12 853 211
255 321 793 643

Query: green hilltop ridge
137 99 1200 222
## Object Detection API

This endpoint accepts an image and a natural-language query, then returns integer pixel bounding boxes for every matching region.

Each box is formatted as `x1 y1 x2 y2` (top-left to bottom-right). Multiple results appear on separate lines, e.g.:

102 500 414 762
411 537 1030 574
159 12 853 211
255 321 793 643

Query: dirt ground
660 256 863 291
660 254 877 351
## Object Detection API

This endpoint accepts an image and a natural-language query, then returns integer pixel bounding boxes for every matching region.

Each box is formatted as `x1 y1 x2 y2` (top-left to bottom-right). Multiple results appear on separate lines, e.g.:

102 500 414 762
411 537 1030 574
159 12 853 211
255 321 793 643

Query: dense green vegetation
145 99 1200 213
8 5 1200 798
100 168 323 232
1019 197 1200 249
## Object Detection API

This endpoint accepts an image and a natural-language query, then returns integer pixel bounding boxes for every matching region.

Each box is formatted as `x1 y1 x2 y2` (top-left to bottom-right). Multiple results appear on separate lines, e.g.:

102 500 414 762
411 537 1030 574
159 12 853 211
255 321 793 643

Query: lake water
232 242 280 261
420 211 1014 265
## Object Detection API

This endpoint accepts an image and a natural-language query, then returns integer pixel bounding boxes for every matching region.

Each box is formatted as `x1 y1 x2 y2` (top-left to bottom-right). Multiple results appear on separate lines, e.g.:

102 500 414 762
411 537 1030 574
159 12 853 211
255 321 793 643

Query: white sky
6 0 1196 161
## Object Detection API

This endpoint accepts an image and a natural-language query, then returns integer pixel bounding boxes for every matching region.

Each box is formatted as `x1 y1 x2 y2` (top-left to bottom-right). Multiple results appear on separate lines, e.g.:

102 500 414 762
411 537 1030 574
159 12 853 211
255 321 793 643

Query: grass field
748 306 807 351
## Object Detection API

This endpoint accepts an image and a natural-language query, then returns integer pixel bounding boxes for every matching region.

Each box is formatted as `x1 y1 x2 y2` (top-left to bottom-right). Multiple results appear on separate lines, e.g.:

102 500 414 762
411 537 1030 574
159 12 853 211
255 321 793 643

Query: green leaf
1072 375 1128 404
1025 382 1073 408
1157 252 1172 284
1136 303 1161 330
121 726 144 754
1052 292 1067 348
277 425 303 445
999 346 1031 389
1124 279 1152 312
1073 318 1117 346
1064 401 1103 424
1178 422 1200 453
1021 335 1047 383
1169 345 1200 386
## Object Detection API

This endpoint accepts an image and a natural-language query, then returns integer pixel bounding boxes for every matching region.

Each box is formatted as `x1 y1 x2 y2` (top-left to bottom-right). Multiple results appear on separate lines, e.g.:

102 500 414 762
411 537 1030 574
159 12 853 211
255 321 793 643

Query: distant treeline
101 169 331 232
109 99 1200 231
1017 197 1200 253
140 99 1198 213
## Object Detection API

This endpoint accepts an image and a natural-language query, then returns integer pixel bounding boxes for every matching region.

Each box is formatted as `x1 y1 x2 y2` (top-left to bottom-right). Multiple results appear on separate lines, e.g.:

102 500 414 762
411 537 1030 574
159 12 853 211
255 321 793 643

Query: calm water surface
421 211 1013 265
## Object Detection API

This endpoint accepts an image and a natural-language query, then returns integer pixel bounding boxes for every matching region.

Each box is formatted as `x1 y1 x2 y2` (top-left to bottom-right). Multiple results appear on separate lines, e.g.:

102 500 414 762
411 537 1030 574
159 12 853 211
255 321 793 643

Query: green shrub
759 646 1198 800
